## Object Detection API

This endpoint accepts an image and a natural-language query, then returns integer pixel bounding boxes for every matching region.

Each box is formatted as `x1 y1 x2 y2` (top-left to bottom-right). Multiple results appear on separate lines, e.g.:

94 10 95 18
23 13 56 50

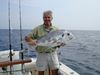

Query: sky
0 0 100 30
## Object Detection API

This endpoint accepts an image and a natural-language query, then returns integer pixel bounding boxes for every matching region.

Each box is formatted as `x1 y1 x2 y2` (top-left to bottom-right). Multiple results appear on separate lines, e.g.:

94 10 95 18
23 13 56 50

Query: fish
36 29 74 47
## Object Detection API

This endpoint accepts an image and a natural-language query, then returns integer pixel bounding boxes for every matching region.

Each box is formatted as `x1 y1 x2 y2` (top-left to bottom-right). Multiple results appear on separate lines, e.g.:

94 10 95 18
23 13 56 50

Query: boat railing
0 59 32 67
0 59 32 75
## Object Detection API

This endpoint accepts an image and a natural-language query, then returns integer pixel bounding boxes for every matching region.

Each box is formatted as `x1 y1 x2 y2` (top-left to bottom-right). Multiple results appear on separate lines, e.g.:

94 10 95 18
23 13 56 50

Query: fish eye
67 33 70 36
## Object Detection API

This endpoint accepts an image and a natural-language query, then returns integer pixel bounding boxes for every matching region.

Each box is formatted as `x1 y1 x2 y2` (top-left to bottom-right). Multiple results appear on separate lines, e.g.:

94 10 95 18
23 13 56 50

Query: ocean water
0 29 100 75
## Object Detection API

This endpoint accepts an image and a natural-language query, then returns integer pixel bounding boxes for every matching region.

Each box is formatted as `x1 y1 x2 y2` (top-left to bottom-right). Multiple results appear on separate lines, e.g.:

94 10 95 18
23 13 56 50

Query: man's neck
44 23 52 29
43 24 53 32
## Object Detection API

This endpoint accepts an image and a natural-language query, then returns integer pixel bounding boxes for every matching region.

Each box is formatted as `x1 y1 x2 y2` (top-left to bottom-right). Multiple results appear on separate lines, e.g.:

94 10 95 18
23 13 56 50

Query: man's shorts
36 51 60 71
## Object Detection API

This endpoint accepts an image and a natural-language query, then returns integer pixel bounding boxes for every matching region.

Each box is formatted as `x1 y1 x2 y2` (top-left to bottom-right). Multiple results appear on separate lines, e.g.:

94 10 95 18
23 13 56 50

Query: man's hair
43 10 53 17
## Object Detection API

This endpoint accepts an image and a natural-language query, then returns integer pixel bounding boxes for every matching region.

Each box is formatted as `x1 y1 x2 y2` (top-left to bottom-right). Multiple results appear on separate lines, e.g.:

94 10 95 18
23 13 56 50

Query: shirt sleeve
28 27 38 40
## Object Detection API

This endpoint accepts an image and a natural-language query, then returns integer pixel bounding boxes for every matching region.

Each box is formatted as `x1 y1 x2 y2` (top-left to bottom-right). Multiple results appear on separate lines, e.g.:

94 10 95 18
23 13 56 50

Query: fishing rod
8 0 13 74
19 0 23 51
19 0 24 72
8 0 12 61
19 0 24 60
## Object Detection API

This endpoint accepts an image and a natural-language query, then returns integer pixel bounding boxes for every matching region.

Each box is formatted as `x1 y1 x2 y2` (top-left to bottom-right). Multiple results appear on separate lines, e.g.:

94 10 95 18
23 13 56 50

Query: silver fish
36 29 74 47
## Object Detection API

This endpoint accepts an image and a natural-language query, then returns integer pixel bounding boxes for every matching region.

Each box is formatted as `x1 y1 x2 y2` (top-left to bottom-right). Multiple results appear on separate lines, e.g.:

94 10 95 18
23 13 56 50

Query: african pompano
36 29 74 47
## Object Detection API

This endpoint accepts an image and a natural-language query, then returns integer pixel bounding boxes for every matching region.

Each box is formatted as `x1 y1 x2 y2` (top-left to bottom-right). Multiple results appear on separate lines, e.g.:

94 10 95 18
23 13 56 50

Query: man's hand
27 40 37 46
60 43 66 47
54 43 66 49
25 36 37 46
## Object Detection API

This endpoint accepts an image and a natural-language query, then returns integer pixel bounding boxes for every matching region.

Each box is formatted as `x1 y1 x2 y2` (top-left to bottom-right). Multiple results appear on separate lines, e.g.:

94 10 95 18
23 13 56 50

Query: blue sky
0 0 100 30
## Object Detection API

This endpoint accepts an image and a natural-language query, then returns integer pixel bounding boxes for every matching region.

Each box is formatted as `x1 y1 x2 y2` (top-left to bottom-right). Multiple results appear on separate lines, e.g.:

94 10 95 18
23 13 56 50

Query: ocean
0 29 100 75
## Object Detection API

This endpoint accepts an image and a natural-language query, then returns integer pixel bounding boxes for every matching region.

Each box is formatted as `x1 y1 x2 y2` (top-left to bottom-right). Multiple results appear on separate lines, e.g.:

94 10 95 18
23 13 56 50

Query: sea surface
0 29 100 75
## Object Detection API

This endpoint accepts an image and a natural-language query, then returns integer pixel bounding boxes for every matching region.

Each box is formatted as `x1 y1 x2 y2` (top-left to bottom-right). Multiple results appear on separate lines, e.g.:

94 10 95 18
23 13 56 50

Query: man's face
43 15 53 26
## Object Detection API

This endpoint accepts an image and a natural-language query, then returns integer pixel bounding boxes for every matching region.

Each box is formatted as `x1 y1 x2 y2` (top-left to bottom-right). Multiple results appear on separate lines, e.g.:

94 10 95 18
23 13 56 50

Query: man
25 10 60 75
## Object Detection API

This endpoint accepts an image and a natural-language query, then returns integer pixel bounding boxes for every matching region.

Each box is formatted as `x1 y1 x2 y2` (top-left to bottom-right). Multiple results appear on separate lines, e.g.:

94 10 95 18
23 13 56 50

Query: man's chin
45 23 51 25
